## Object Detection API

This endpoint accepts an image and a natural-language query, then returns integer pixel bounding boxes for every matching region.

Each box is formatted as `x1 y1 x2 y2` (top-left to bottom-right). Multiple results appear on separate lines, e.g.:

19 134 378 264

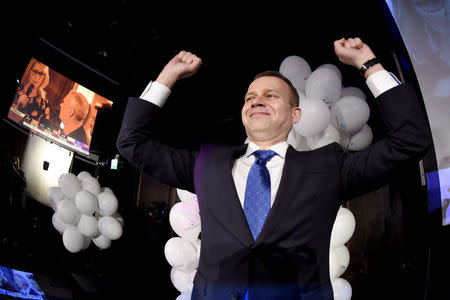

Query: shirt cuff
140 81 171 107
366 70 401 98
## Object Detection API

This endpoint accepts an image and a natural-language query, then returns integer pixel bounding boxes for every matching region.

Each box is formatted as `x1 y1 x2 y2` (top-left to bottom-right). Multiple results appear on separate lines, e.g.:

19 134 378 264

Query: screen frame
5 38 120 162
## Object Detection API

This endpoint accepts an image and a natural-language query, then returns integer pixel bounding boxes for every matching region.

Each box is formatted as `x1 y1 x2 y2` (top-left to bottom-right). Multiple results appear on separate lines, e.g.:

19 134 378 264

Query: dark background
1 0 447 299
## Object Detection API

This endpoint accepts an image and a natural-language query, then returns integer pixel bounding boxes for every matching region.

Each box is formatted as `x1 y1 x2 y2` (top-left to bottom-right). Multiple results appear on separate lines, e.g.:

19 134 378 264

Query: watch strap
359 58 379 77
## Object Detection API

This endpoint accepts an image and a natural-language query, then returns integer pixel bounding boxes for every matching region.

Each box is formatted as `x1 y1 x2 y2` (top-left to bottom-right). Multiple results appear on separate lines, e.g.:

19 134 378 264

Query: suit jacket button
231 291 240 300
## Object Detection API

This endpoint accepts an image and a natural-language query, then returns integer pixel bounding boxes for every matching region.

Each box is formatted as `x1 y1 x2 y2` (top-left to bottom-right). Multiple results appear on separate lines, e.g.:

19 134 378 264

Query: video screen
0 265 46 300
385 1 450 225
8 58 113 156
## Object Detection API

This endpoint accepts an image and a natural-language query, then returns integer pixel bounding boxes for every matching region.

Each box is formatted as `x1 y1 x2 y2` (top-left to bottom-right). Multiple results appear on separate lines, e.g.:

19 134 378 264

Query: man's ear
292 107 301 124
68 107 75 117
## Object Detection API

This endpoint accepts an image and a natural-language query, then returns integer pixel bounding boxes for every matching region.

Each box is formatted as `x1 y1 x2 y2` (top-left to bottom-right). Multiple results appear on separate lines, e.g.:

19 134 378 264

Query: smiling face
29 62 46 87
242 76 301 147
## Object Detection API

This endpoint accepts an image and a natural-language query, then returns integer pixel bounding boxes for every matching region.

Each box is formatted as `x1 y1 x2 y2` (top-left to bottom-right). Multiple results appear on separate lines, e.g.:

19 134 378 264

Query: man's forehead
247 76 289 93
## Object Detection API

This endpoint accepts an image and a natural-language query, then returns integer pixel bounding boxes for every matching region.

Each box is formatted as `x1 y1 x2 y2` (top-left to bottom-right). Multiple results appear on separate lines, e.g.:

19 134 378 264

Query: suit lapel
205 144 254 247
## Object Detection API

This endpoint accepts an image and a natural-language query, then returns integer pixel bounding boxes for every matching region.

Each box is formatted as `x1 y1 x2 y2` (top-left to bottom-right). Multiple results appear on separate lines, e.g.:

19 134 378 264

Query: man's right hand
156 51 202 89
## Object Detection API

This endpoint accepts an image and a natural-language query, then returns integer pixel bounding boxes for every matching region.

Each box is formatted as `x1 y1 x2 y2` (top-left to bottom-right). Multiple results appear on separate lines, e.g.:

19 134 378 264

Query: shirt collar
245 140 289 159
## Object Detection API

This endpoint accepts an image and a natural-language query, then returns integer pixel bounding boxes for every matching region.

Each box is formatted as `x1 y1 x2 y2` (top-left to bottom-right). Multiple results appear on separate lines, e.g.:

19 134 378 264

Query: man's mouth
250 111 270 117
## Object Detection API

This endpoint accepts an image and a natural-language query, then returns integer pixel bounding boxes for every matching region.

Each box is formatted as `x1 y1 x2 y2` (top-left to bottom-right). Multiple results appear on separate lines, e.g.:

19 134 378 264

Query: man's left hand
334 37 376 69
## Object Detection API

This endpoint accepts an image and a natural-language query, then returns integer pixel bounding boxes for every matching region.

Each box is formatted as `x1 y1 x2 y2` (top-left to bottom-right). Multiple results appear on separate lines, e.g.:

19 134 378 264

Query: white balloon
347 124 373 151
92 234 111 249
58 173 82 201
192 239 201 258
77 215 100 238
97 191 119 216
101 187 114 194
341 86 366 100
77 171 92 181
317 63 342 82
330 96 370 133
306 124 341 150
48 186 65 211
279 55 312 93
330 207 356 247
62 227 84 253
305 67 342 106
176 189 198 207
331 277 352 300
56 199 80 225
164 237 199 273
112 212 124 227
170 268 194 293
287 128 309 151
82 235 91 250
82 177 102 195
176 290 192 300
98 216 123 240
75 190 98 215
169 202 201 242
294 98 330 137
190 199 200 214
52 213 70 233
58 173 66 188
329 247 340 280
299 91 307 103
334 245 350 278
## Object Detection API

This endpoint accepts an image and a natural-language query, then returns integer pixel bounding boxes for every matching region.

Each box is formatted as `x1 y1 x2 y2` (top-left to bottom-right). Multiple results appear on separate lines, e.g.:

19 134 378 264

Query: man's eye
246 97 254 102
266 94 274 98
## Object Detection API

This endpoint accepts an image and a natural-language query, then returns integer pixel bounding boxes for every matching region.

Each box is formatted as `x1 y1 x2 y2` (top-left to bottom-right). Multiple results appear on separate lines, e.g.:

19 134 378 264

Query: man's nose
251 96 266 107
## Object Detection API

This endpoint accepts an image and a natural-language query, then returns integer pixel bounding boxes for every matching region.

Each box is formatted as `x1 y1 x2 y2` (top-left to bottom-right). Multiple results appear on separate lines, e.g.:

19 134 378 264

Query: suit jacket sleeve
116 97 198 192
337 83 431 200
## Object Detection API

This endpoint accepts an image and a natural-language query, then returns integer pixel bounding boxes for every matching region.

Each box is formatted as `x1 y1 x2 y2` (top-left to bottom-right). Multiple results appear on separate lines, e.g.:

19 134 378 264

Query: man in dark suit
117 38 431 299
55 91 90 145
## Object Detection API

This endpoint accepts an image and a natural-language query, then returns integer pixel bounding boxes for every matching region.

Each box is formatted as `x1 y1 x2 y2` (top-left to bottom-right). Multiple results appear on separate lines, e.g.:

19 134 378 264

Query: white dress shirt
139 70 400 208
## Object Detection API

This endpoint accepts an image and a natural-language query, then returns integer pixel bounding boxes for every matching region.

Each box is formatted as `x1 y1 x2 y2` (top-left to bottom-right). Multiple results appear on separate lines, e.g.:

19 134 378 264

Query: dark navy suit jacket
117 83 430 300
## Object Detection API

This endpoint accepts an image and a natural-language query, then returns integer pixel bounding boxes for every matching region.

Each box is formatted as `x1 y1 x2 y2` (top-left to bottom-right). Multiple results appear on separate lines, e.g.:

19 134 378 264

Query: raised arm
332 37 431 200
116 51 202 192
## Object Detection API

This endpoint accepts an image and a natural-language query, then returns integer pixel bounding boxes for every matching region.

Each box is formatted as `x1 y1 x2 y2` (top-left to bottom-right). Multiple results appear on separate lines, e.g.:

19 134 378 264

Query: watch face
359 65 369 76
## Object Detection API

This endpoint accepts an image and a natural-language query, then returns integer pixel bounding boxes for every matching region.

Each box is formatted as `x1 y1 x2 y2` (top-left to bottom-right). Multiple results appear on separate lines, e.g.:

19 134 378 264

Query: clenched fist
334 38 378 68
156 51 202 89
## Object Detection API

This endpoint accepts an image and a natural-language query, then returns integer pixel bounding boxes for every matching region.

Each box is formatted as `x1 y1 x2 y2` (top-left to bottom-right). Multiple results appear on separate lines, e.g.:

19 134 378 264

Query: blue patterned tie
243 150 277 300
244 149 277 240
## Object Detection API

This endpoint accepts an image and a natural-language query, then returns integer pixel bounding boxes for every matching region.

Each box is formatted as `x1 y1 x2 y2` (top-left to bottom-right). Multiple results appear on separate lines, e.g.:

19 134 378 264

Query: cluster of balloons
329 206 356 300
47 171 123 253
280 55 373 152
164 189 201 300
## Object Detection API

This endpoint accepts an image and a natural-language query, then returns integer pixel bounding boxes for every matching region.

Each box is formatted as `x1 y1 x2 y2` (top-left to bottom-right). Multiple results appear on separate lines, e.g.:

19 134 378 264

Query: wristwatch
359 58 379 77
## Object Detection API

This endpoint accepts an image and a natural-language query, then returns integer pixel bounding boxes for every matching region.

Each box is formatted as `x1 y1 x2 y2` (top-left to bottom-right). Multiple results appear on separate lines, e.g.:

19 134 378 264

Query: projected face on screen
8 58 113 156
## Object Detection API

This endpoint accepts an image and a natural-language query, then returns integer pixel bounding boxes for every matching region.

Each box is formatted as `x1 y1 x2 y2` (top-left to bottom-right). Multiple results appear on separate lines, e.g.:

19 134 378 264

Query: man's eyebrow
245 89 278 97
245 91 257 97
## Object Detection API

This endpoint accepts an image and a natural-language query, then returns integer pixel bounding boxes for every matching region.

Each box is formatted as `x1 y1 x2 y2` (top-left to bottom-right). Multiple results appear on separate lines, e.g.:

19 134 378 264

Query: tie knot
253 149 277 166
